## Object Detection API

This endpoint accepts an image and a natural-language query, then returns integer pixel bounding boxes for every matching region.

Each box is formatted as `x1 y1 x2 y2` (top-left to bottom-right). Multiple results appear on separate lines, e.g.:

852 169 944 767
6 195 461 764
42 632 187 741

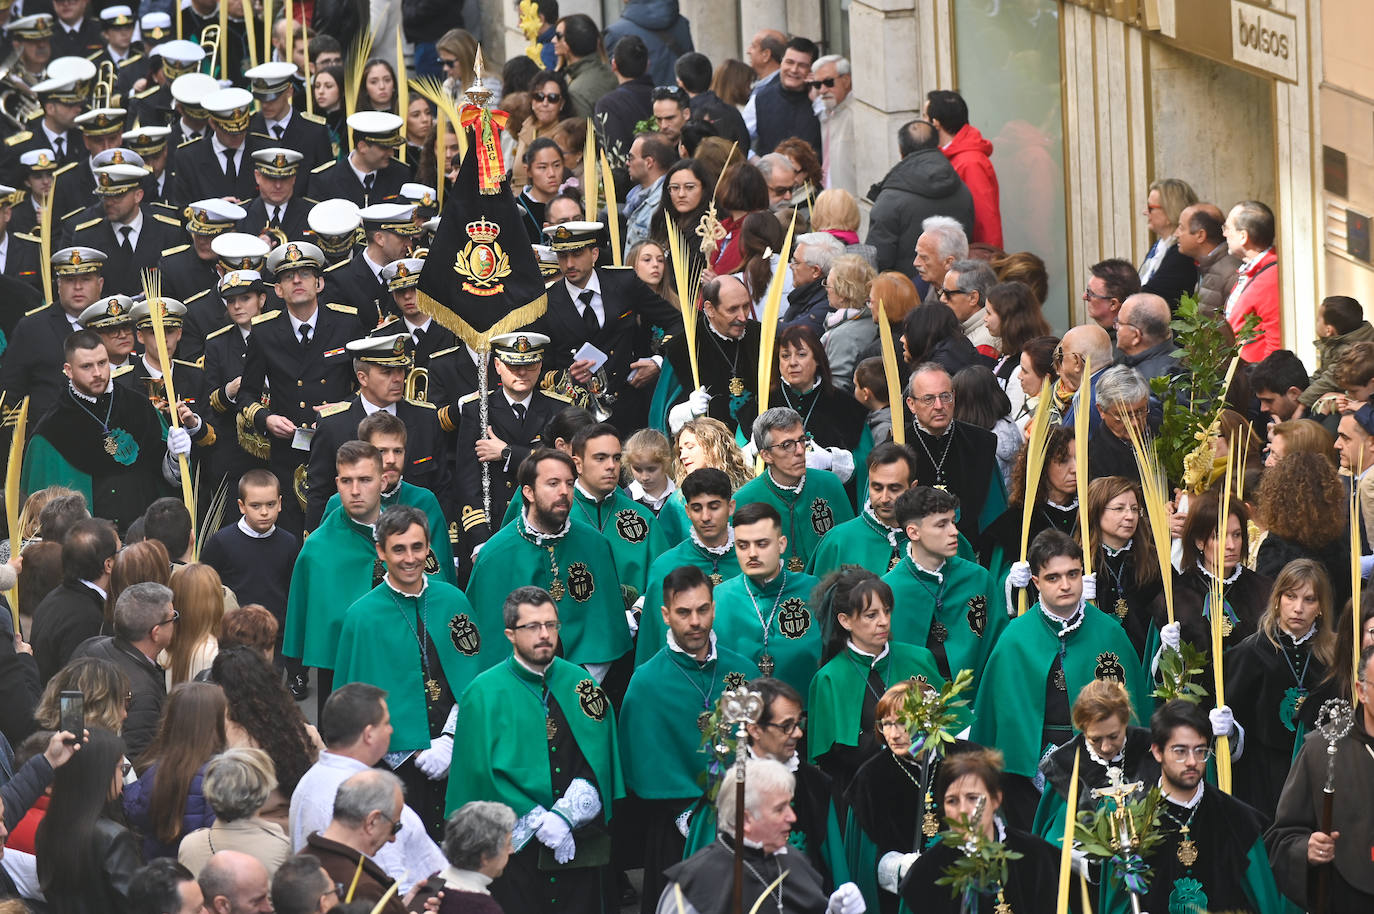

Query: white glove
1008 561 1032 589
166 427 192 456
1081 572 1097 602
667 400 696 434
552 777 603 828
805 444 833 472
414 734 453 779
536 810 572 852
688 386 711 416
740 439 759 465
1209 705 1235 738
876 851 918 893
625 608 640 636
1160 621 1182 652
826 881 867 914
828 447 856 484
470 541 485 562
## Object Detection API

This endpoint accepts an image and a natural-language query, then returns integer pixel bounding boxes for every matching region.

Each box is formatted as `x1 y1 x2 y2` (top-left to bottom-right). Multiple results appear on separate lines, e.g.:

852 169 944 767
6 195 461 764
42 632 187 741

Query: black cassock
664 835 830 914
663 314 761 439
1137 785 1268 914
898 827 1059 914
905 420 1000 540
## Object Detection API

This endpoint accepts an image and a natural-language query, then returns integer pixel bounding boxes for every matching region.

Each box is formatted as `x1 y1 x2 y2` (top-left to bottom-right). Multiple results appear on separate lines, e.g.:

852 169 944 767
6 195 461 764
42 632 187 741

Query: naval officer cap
122 125 172 158
78 295 137 330
130 297 188 330
170 72 219 116
154 39 207 78
74 107 129 137
99 6 135 28
212 232 270 271
140 12 173 41
218 269 267 297
93 163 150 196
19 149 59 173
251 147 304 177
359 202 420 237
398 182 438 217
203 87 253 133
267 241 326 276
92 147 145 169
52 246 107 276
347 111 405 148
5 14 54 40
244 61 298 99
491 332 550 366
381 257 424 291
184 198 247 236
547 221 603 252
346 332 413 367
30 72 86 105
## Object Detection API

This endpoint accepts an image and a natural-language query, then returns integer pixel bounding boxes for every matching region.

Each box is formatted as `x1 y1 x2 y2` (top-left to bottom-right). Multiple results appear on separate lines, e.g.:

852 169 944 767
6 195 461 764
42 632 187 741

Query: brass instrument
199 24 221 75
261 224 288 249
0 49 40 133
93 60 116 109
404 366 429 403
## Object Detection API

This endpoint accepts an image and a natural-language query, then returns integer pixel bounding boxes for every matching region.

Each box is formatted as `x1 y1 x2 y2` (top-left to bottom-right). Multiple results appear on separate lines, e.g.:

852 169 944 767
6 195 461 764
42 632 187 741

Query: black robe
774 382 868 452
905 420 1000 540
1137 785 1268 914
664 834 830 914
1092 545 1164 660
1038 727 1160 825
663 314 761 438
897 826 1059 914
1168 565 1272 674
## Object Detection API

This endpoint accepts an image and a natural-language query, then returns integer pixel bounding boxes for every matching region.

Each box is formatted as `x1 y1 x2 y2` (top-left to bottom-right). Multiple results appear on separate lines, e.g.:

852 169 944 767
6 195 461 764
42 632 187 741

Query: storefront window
953 0 1068 329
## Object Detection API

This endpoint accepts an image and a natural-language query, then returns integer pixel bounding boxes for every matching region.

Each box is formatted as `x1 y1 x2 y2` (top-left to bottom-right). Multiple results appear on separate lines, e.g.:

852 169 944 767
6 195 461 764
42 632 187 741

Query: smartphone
59 690 83 743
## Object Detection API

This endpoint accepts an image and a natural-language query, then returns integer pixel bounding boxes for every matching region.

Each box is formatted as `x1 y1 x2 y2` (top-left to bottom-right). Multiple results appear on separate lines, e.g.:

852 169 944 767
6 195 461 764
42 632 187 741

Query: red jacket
941 124 1003 248
1226 247 1280 362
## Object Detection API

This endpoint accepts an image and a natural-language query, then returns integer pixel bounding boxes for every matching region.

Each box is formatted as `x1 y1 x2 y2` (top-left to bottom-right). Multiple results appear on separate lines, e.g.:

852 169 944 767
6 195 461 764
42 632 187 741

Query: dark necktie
412 326 425 346
118 225 133 255
268 207 281 230
222 148 237 181
579 289 598 335
273 124 285 139
512 401 526 422
53 136 65 159
299 324 311 348
363 172 376 201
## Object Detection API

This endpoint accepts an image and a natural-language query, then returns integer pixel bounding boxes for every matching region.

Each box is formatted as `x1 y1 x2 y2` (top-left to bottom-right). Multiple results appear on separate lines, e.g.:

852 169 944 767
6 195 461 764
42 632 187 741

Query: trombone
199 24 221 77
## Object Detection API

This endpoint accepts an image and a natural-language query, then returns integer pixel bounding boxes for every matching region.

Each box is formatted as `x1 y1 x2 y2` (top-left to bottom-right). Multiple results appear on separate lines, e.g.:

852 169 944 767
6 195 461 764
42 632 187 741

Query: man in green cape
333 505 483 839
809 442 974 579
570 421 669 603
970 529 1150 830
446 585 624 914
466 448 631 679
1100 701 1282 914
321 411 457 585
634 468 742 667
882 487 1002 690
283 441 400 717
711 501 822 699
734 407 855 572
619 565 756 914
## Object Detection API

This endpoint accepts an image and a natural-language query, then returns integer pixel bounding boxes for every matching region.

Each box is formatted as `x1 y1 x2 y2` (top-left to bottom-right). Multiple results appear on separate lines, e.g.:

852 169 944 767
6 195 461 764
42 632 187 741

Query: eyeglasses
531 92 562 104
667 182 700 195
1166 745 1212 762
512 620 562 634
768 184 798 198
806 77 836 89
1083 287 1113 301
376 811 404 835
908 392 955 406
439 57 459 69
652 86 688 103
763 713 807 733
322 884 345 904
152 610 179 631
935 286 969 300
763 433 812 454
553 31 565 40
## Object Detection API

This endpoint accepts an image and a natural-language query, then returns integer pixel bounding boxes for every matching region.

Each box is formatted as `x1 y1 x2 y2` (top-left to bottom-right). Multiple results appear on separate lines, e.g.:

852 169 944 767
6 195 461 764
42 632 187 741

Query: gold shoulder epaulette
405 397 436 409
119 53 144 67
172 358 201 370
317 401 351 417
53 162 77 176
461 505 488 531
458 391 481 405
323 258 349 273
73 217 102 231
13 232 39 244
428 344 460 359
24 302 51 316
185 289 210 303
135 84 160 99
311 160 335 174
162 243 190 256
251 309 282 324
59 207 83 222
300 111 326 125
325 302 357 314
542 389 573 403
153 213 181 227
111 364 135 377
205 324 235 340
4 131 31 146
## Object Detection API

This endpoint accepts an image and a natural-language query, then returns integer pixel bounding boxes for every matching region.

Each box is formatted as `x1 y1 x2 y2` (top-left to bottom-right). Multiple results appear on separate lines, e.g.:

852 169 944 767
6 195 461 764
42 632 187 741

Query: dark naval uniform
0 303 82 420
67 209 184 297
247 110 334 195
237 197 312 243
323 253 391 330
307 157 411 208
173 138 260 204
202 323 270 519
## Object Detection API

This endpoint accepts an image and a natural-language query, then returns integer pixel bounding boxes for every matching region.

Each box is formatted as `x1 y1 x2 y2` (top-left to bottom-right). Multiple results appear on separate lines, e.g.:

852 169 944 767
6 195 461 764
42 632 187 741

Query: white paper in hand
573 342 610 372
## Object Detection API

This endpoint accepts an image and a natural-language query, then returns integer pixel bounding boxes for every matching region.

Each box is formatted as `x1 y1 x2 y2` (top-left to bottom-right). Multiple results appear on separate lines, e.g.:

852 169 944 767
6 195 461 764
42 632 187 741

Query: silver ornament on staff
462 63 495 521
1313 697 1354 914
717 686 763 914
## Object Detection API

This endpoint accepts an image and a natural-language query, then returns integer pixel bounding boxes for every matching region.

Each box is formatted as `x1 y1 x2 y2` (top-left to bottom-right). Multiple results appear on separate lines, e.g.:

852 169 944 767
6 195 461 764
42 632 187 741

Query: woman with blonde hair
1226 559 1337 817
163 563 226 687
673 416 752 490
36 657 131 736
821 254 878 393
812 188 877 268
1266 418 1336 468
0 485 78 562
1138 176 1199 306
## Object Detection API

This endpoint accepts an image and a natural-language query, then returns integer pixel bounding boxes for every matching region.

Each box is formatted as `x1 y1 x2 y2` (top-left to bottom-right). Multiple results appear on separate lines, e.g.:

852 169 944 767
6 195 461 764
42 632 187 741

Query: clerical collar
1040 602 1084 638
1046 497 1077 511
236 517 275 539
690 524 734 555
705 319 741 343
1281 624 1317 646
847 640 889 666
766 468 805 494
1103 538 1134 557
1159 778 1204 810
915 420 952 438
906 544 945 580
749 745 800 772
69 381 99 404
668 629 718 663
439 867 492 894
574 480 615 504
383 572 427 598
1196 560 1243 586
518 510 571 545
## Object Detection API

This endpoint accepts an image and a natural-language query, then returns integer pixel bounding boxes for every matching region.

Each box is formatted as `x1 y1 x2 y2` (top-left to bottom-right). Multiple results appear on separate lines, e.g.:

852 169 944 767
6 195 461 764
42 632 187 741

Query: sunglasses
652 86 688 103
807 78 836 89
439 57 459 68
531 92 562 104
554 31 565 40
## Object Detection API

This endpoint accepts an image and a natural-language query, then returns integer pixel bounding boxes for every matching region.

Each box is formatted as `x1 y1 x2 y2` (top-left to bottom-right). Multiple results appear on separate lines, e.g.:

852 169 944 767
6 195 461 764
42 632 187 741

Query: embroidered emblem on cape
568 562 595 602
449 613 480 656
967 595 987 637
810 498 835 536
576 679 608 721
1094 651 1126 683
778 598 811 639
614 509 648 543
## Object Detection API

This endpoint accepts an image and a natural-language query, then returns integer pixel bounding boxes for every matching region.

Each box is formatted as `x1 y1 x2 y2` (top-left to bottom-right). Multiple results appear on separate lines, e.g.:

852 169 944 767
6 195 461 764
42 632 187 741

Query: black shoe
289 673 310 701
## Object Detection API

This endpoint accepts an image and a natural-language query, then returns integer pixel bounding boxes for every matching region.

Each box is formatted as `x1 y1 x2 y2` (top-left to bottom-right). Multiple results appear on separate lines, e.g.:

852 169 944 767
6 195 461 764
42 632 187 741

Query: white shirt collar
383 572 427 597
140 353 164 378
79 579 108 599
847 640 890 666
404 314 432 334
626 478 675 510
906 544 945 580
288 308 318 336
766 468 805 494
264 109 293 134
574 479 613 504
236 517 276 538
360 394 397 416
347 153 374 186
667 629 718 661
362 248 387 280
564 269 602 306
211 133 244 160
503 388 532 409
1159 778 1205 810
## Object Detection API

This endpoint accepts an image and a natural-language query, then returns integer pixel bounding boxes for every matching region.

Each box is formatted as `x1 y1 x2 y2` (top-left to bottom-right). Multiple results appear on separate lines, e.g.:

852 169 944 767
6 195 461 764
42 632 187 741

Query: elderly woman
177 748 290 878
811 188 877 267
821 254 878 394
438 801 517 913
1138 177 1199 307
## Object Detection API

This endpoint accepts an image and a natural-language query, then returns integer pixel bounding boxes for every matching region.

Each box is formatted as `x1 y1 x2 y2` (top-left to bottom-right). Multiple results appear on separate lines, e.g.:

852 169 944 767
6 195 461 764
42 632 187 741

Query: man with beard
23 330 192 534
811 443 973 578
465 449 630 683
619 566 755 914
283 441 387 717
1100 701 1281 914
665 274 761 439
733 407 855 573
333 505 481 839
445 585 624 914
634 468 742 667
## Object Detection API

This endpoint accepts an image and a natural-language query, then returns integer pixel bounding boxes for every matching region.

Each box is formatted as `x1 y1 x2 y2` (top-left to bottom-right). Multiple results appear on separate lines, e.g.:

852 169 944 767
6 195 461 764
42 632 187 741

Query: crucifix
1092 767 1146 914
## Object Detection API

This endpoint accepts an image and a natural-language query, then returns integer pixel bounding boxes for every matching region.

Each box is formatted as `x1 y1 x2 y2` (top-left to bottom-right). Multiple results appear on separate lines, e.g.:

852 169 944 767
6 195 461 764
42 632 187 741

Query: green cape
618 640 756 798
445 655 624 819
808 511 975 580
466 516 631 667
733 469 856 570
324 481 456 585
711 568 822 699
970 603 1150 777
572 486 669 599
635 536 743 668
656 489 692 545
333 579 484 751
881 554 1002 692
806 642 948 762
283 509 389 669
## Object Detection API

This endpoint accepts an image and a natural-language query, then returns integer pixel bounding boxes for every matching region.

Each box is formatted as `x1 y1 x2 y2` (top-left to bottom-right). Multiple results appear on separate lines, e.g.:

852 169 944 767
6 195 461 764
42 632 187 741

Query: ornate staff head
718 686 764 771
1316 697 1354 792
